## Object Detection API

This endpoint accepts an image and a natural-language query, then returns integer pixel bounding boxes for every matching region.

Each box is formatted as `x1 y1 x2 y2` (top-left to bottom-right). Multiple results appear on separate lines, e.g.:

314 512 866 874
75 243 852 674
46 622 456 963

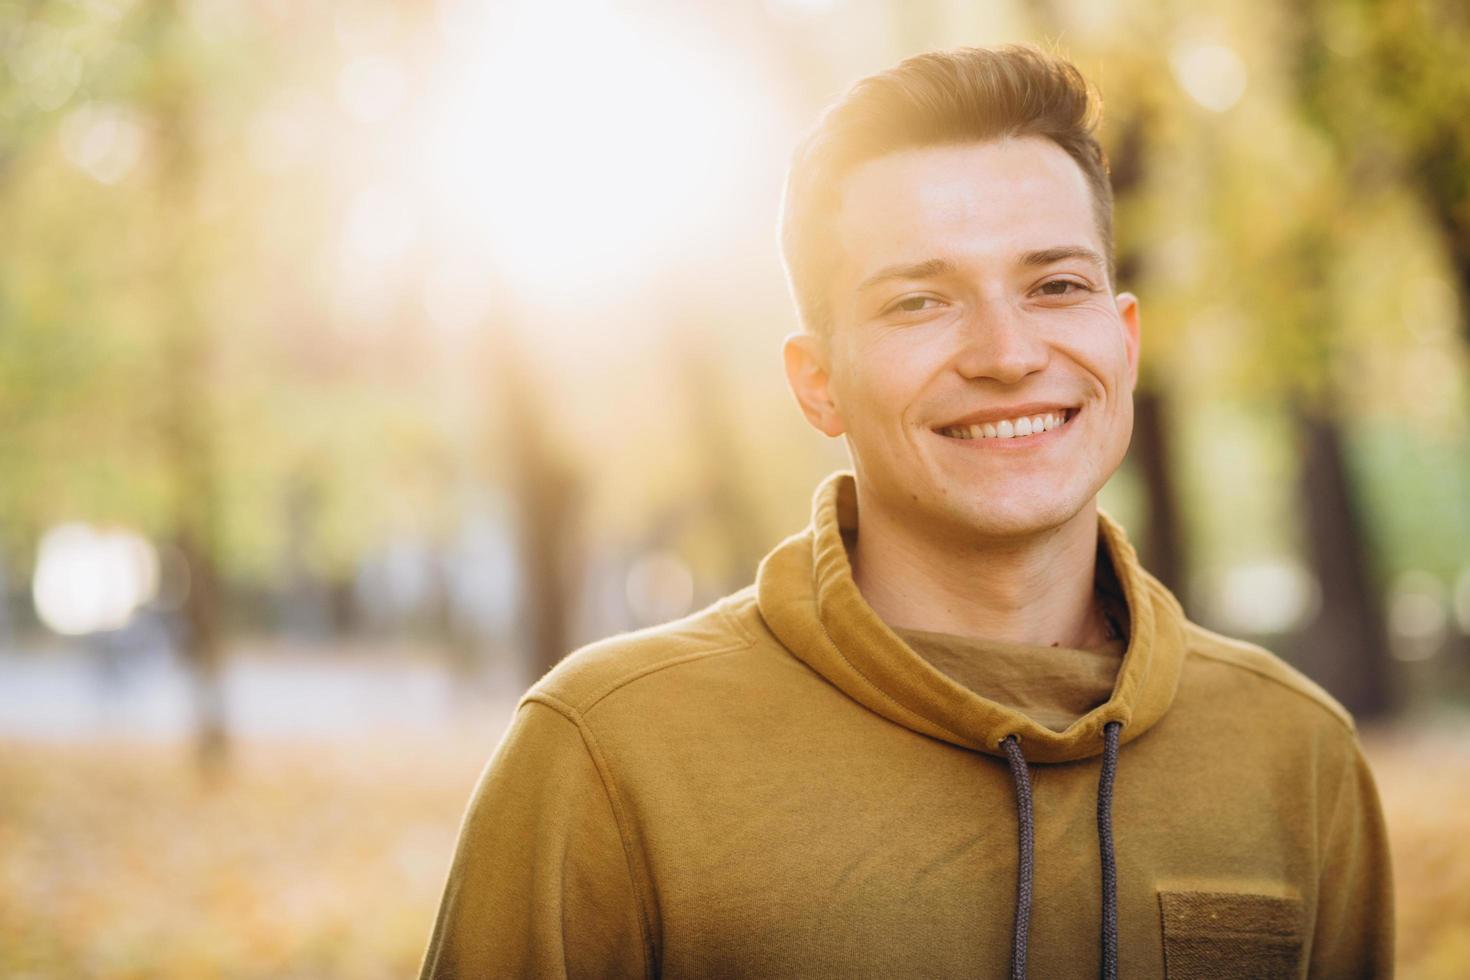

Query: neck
849 487 1108 649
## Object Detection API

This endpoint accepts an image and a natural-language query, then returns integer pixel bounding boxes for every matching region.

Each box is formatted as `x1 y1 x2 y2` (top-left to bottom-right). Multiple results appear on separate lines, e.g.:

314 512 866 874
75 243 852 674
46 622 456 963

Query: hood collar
756 470 1185 763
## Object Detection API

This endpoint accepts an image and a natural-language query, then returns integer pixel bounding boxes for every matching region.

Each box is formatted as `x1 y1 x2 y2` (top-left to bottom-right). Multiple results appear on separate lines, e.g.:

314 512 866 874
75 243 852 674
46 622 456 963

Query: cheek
841 339 932 423
1059 327 1130 393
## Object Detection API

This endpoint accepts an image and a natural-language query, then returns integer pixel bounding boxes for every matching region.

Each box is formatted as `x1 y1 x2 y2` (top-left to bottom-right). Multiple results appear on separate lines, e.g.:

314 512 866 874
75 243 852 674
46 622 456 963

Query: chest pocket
1158 889 1306 979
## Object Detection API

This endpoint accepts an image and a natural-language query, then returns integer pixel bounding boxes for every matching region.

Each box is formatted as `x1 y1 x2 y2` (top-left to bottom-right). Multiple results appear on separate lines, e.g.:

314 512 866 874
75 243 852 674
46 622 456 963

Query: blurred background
1 0 1467 976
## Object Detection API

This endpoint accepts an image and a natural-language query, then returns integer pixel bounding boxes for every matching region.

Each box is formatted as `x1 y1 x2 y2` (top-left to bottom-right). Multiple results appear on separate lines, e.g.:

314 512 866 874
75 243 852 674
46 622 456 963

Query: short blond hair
778 44 1115 339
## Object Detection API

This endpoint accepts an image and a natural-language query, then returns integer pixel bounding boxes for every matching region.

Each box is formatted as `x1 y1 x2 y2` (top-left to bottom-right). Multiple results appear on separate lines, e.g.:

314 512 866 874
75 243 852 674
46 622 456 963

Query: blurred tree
1296 0 1470 674
1328 0 1470 348
1279 0 1470 718
487 327 584 685
1291 390 1395 718
147 0 229 769
1095 81 1188 597
670 318 771 595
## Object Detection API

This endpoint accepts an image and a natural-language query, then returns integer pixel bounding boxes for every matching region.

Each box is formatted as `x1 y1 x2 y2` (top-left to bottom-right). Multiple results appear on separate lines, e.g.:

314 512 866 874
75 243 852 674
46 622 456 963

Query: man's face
783 136 1140 542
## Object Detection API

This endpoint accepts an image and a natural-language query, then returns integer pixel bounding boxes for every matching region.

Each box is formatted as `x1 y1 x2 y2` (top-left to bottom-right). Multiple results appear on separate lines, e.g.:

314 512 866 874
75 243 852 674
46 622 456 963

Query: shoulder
1179 618 1357 735
523 584 766 718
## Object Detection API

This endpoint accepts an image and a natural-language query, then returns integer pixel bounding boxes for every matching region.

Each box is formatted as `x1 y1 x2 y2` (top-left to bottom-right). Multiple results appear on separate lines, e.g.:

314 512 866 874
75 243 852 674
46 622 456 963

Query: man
420 45 1395 978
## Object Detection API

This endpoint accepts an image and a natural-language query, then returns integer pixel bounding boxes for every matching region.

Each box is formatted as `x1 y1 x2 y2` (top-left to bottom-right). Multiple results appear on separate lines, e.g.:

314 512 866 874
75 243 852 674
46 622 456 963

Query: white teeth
940 409 1074 440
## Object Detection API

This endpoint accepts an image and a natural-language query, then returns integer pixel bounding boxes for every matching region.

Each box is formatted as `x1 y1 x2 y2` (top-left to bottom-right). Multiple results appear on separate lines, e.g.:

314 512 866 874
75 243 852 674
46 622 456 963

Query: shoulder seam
576 599 759 713
521 693 658 979
1185 631 1356 735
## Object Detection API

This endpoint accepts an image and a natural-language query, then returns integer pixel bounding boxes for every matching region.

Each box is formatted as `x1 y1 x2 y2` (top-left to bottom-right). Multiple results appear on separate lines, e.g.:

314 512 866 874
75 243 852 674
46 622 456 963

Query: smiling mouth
935 407 1079 441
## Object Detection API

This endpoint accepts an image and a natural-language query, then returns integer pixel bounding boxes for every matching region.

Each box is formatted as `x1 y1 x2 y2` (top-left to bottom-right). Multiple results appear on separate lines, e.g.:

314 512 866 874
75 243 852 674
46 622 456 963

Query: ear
1115 292 1141 392
782 330 846 437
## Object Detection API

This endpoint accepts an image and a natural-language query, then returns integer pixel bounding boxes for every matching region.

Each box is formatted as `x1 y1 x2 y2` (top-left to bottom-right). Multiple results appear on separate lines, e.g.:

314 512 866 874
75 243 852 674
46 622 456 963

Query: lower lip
934 410 1080 450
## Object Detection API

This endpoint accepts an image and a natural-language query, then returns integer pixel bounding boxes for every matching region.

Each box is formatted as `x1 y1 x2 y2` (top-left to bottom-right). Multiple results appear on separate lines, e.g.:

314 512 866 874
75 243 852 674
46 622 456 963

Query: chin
939 492 1084 540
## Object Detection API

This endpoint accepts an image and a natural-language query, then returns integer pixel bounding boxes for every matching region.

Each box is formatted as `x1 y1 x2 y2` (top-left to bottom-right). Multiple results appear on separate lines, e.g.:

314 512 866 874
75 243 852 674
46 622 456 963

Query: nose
952 298 1049 384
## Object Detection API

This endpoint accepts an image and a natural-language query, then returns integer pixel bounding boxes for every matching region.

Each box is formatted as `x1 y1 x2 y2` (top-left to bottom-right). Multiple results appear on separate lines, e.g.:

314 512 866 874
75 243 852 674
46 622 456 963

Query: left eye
892 296 938 313
1038 280 1087 296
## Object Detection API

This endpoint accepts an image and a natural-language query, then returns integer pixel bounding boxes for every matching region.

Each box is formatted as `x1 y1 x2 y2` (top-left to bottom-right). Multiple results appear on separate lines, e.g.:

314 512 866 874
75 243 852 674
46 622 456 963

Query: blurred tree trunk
1289 395 1394 721
157 242 228 771
1130 389 1185 594
159 193 229 776
489 330 583 686
671 324 769 594
1111 113 1187 598
280 471 330 640
153 0 229 774
430 550 481 685
1286 0 1402 722
0 552 11 649
173 521 227 768
1421 158 1470 349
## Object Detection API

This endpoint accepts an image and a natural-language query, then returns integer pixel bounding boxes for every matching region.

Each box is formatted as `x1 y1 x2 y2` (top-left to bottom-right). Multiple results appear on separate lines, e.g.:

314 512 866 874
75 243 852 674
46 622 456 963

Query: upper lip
933 402 1080 429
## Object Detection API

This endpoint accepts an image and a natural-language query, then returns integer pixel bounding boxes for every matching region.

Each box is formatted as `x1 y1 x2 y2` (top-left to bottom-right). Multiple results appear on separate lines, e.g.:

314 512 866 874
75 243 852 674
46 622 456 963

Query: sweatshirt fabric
890 539 1132 735
892 626 1126 734
420 469 1395 979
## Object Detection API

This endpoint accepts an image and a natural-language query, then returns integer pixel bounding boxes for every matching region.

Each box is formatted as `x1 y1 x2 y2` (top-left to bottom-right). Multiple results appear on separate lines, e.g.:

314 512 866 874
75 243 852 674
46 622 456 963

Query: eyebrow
855 258 956 294
1019 246 1106 272
855 246 1106 294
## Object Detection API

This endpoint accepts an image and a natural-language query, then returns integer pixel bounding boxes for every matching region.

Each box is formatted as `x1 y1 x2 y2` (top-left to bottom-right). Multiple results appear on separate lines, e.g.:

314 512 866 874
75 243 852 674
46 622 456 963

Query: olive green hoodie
420 469 1394 978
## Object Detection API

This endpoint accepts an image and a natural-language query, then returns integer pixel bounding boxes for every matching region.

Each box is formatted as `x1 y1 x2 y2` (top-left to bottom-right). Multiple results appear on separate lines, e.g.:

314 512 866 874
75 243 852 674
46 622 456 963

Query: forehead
831 137 1102 276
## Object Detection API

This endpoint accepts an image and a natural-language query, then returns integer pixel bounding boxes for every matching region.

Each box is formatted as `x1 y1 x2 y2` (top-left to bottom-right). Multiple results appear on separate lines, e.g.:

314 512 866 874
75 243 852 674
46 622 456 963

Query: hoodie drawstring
1097 720 1122 979
999 734 1034 980
999 719 1125 980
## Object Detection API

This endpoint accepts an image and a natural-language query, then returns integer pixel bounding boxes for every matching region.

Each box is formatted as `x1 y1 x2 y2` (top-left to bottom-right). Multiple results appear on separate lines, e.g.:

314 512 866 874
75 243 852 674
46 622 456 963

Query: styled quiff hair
778 44 1114 340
